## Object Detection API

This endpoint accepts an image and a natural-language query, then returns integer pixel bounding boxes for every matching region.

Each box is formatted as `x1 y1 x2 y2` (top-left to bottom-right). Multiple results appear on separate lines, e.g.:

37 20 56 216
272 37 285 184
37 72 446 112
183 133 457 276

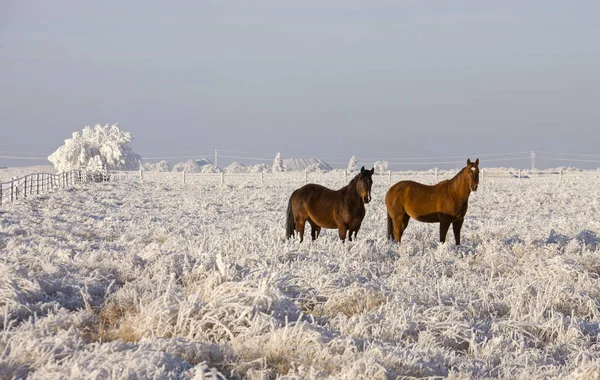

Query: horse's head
465 158 480 191
356 166 375 203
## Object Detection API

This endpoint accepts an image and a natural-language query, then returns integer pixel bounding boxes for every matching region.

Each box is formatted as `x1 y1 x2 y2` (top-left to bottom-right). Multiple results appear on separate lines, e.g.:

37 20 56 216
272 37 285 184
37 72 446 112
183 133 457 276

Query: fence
111 167 595 188
0 169 109 206
2 166 596 206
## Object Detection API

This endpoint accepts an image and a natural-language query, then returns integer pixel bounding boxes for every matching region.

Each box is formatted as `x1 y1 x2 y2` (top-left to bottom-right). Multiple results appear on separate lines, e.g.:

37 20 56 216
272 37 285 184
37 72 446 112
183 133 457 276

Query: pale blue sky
1 1 599 169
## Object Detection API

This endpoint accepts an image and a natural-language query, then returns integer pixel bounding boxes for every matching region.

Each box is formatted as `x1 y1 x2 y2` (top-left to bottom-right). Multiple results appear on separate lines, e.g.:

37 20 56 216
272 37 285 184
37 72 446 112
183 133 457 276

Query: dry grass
322 287 387 318
95 302 142 343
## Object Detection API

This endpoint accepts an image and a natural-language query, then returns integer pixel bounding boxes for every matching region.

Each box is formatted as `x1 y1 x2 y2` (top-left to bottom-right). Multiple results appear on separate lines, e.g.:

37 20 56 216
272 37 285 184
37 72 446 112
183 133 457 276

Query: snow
283 158 333 172
1 168 600 378
142 157 333 174
224 162 247 173
171 158 220 173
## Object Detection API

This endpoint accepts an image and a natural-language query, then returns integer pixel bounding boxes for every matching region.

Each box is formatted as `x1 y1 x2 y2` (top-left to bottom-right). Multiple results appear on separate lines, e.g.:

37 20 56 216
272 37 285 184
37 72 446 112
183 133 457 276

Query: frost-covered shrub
248 164 269 173
272 152 284 173
347 156 358 173
171 158 217 173
154 160 171 172
48 124 141 172
373 160 389 173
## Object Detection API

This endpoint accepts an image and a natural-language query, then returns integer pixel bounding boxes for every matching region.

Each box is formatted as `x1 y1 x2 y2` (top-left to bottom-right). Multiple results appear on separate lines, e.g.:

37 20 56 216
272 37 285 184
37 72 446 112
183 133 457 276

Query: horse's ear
370 167 375 174
360 166 365 173
467 158 472 165
475 158 479 166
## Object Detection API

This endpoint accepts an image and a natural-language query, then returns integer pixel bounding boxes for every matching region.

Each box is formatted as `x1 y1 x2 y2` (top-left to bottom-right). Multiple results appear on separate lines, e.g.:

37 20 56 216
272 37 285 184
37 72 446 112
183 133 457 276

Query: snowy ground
1 168 600 379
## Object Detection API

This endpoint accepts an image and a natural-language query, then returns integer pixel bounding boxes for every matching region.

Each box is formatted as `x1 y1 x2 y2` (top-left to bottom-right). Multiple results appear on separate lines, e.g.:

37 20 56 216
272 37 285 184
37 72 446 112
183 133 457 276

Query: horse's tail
387 212 394 241
285 194 295 239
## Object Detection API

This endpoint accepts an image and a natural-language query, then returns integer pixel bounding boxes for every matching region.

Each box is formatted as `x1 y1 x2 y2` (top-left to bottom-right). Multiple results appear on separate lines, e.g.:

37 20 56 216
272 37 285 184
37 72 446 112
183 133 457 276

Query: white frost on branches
373 160 389 173
347 156 358 173
48 124 141 172
272 152 284 173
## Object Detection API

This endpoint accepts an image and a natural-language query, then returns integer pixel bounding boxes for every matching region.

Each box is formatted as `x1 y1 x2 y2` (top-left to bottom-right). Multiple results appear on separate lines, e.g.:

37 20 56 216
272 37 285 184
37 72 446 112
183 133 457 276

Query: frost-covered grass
1 169 600 379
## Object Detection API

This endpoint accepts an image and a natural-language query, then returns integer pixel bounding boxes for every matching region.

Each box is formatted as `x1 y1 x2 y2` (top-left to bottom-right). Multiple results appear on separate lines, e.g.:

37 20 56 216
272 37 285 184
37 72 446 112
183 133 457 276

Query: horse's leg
295 215 307 243
392 213 409 243
352 223 361 241
452 219 464 245
350 222 362 241
439 218 451 243
338 224 348 243
308 218 319 241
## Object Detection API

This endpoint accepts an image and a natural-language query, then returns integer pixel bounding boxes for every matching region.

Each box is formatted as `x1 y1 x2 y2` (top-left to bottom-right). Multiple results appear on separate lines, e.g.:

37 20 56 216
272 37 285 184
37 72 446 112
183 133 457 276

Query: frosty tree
272 152 284 172
48 124 141 172
347 156 358 173
373 160 389 173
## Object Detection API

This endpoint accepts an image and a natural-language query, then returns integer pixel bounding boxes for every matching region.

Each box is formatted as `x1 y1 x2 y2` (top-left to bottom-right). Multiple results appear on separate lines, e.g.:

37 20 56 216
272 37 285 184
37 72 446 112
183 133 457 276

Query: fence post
24 177 27 199
220 172 224 186
11 180 14 202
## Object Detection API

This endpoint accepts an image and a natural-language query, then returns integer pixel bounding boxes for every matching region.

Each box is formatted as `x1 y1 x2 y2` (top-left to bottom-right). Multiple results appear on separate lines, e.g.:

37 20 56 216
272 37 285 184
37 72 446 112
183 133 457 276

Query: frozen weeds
1 169 600 379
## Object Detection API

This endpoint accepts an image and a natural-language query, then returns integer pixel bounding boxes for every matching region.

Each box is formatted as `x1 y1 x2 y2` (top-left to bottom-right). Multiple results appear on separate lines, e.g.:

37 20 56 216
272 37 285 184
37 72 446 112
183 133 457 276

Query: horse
385 158 479 245
286 166 374 243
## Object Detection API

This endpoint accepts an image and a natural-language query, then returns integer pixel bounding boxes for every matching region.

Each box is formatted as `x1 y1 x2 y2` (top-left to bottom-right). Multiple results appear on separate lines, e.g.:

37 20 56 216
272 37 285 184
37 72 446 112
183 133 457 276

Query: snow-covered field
1 167 600 379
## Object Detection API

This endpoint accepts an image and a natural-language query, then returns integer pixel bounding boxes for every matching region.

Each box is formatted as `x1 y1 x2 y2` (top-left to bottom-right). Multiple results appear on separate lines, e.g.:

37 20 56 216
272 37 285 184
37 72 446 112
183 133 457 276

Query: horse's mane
447 165 472 192
341 171 368 192
450 166 468 181
348 172 361 186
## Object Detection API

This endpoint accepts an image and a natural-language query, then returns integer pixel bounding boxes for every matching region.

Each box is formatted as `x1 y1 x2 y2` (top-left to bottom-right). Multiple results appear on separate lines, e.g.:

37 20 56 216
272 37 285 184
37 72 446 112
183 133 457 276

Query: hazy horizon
2 1 599 170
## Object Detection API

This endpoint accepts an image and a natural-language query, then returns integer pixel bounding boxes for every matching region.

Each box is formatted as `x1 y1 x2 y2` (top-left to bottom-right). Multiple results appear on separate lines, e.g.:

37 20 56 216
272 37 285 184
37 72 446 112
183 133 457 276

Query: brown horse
386 158 479 245
286 166 374 242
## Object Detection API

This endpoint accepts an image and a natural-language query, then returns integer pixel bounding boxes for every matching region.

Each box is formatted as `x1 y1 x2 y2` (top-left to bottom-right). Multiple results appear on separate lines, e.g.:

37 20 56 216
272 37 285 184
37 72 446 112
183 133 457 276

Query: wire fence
5 150 600 170
2 165 597 206
111 166 594 189
0 169 109 206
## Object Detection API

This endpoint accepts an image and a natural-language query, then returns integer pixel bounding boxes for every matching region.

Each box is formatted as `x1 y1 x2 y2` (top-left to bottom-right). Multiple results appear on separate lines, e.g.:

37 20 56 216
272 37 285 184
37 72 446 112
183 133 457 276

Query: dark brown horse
386 158 479 245
286 166 374 242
